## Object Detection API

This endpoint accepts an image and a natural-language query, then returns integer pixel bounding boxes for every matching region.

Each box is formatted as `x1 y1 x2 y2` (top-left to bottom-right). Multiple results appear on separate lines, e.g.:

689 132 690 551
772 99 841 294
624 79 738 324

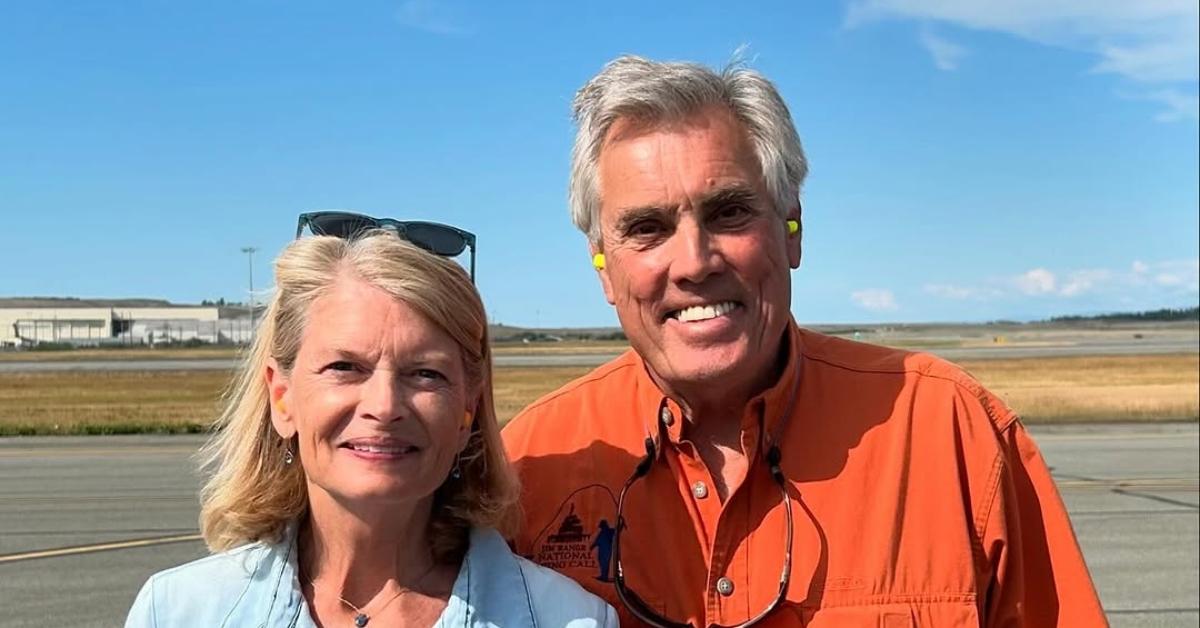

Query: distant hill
1049 307 1199 323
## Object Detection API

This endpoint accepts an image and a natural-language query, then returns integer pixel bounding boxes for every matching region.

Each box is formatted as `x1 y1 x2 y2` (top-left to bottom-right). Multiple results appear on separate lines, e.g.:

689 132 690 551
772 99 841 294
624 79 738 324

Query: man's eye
628 220 665 238
713 205 751 225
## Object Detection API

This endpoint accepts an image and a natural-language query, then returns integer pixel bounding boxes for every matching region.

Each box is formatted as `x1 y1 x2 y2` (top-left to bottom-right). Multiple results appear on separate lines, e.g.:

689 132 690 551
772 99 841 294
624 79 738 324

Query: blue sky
1 0 1197 325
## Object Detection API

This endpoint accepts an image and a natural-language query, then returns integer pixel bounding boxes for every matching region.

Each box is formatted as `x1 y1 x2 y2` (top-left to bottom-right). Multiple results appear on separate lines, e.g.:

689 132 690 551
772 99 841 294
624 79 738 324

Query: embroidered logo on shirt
527 486 618 582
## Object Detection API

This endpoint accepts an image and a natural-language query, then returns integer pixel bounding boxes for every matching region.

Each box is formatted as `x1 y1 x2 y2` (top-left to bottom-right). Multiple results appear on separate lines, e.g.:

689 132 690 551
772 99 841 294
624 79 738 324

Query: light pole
241 246 258 337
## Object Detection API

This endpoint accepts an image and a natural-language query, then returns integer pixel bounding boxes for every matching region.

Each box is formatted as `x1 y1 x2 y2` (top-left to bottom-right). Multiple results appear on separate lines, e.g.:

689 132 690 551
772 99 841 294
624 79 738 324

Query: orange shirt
502 323 1106 627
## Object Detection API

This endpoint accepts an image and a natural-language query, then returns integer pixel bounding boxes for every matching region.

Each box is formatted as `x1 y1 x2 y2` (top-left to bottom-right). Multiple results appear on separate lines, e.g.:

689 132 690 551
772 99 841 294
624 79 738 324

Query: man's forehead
596 108 764 215
603 105 743 147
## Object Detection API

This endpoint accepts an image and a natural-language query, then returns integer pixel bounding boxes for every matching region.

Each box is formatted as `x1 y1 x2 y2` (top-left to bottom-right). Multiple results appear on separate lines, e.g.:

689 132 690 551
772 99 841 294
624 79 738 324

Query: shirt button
716 577 735 596
691 481 709 499
660 406 674 427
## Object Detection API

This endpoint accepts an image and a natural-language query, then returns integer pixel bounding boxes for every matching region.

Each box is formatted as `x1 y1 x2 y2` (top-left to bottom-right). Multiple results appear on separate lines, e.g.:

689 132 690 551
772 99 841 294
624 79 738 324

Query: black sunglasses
295 211 477 281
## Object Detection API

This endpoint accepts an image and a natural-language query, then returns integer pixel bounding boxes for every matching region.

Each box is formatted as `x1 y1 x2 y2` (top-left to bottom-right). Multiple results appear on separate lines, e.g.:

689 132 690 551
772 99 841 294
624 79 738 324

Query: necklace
306 561 440 627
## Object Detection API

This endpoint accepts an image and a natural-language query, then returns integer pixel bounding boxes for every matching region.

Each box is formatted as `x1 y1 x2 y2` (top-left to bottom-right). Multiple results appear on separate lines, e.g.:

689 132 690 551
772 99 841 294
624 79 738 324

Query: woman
127 230 617 627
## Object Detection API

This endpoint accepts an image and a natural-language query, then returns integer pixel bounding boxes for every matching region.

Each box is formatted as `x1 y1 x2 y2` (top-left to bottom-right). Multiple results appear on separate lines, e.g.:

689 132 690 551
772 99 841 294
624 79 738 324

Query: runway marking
0 446 200 459
0 533 202 564
1111 487 1199 510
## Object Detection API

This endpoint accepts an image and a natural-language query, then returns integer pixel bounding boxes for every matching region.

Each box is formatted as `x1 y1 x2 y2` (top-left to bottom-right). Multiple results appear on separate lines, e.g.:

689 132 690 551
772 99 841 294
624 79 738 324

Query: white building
0 301 253 347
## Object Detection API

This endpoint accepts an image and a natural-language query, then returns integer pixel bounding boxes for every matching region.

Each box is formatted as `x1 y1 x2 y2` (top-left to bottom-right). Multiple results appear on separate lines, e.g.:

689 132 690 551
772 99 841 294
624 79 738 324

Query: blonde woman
126 227 616 627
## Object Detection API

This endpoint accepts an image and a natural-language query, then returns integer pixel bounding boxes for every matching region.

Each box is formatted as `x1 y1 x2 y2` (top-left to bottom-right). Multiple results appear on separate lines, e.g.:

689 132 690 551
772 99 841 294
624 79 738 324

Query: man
503 55 1106 627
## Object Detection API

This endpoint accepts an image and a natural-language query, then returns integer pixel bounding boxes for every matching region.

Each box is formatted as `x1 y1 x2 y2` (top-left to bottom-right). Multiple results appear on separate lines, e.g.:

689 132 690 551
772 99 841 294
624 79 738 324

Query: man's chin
658 345 752 385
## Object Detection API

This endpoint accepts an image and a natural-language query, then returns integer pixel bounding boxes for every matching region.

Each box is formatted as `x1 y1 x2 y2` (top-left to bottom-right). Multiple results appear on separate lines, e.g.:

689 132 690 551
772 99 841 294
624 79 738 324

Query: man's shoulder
797 328 1017 430
519 349 642 414
502 350 643 452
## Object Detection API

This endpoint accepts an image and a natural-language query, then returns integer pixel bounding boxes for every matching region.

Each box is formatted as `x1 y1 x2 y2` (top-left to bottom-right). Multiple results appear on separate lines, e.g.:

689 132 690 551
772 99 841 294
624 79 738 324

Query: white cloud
919 28 967 70
1142 89 1199 122
1147 259 1200 291
395 0 474 35
845 0 1199 121
1059 268 1113 297
922 283 1006 300
852 289 899 311
924 283 975 299
923 259 1199 302
1015 268 1057 295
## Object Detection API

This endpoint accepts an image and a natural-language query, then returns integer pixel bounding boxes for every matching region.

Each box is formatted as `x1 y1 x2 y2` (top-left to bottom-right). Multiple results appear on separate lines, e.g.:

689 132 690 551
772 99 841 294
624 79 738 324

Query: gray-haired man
504 55 1104 628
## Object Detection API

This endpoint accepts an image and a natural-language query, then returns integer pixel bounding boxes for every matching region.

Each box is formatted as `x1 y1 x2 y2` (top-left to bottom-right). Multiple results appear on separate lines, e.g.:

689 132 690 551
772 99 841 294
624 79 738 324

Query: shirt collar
270 525 536 628
448 527 537 628
632 319 804 454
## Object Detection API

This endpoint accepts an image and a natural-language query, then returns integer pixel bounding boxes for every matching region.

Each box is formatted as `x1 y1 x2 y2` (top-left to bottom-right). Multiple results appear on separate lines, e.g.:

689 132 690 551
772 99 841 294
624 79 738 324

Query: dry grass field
0 354 1195 435
958 354 1199 423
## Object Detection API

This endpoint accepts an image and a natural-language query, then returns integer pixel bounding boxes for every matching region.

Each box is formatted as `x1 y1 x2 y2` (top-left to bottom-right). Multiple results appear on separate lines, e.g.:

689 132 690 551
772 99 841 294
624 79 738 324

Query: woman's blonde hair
199 231 518 562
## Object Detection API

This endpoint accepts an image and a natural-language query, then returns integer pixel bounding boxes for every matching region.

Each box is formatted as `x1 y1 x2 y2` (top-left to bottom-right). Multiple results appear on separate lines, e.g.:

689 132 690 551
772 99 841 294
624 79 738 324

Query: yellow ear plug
463 411 474 428
786 220 799 236
275 400 287 414
592 253 606 270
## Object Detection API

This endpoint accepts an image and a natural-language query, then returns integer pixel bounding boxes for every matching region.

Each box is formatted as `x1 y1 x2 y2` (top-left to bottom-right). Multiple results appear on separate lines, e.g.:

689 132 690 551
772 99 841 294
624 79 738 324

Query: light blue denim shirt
126 526 617 627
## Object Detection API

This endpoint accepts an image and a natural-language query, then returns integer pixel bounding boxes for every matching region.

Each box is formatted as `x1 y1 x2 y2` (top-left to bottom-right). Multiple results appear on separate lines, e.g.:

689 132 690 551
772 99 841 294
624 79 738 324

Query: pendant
354 614 369 627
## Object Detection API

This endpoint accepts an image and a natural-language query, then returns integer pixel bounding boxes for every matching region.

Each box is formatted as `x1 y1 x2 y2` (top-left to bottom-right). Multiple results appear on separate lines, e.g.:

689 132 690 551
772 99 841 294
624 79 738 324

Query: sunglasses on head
295 211 477 281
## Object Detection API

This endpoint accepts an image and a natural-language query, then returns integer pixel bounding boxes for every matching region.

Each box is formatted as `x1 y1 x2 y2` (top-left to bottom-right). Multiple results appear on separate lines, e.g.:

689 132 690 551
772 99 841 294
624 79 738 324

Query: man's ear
589 240 616 305
265 357 296 440
786 204 802 270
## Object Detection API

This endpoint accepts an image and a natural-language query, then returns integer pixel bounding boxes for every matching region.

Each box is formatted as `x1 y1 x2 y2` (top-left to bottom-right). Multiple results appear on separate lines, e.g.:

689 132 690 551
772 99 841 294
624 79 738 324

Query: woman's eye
323 361 358 373
414 369 446 381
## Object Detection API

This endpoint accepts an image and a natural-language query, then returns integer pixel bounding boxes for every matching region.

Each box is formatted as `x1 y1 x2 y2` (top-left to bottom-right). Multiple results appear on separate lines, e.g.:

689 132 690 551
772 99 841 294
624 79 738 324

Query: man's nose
667 221 724 285
359 371 409 423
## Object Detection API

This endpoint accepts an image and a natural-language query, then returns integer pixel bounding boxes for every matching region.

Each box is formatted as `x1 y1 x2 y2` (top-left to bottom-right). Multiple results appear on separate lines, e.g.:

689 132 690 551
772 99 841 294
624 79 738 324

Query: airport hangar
0 299 255 348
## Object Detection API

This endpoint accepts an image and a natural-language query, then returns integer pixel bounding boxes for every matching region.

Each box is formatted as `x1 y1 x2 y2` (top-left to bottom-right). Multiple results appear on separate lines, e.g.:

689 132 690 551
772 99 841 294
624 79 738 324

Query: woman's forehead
299 279 459 359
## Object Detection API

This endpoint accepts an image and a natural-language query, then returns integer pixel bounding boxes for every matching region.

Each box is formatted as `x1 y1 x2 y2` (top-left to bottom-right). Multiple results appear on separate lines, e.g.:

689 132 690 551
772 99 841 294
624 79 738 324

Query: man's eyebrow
612 205 675 234
697 186 760 212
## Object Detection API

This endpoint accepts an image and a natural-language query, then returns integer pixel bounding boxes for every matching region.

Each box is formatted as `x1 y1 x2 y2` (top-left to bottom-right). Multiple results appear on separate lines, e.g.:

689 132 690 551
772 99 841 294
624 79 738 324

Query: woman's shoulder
125 539 296 628
466 528 617 627
514 554 617 626
149 540 273 584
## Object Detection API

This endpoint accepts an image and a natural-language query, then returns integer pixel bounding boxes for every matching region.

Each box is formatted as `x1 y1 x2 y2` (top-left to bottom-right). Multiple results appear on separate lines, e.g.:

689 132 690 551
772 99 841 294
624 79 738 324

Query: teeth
674 302 737 323
350 444 414 454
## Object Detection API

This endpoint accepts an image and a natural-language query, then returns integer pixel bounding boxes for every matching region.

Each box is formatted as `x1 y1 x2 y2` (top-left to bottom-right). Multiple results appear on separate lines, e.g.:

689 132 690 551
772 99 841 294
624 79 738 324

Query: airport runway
0 335 1196 373
0 423 1196 627
0 353 621 372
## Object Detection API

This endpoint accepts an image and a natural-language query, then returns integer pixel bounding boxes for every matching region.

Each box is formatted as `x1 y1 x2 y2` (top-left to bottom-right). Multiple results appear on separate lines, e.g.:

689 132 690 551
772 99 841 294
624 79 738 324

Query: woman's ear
266 357 296 439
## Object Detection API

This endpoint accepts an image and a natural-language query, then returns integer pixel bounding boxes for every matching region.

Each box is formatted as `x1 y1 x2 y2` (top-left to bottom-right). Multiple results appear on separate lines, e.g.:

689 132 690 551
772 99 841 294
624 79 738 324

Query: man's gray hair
569 54 808 243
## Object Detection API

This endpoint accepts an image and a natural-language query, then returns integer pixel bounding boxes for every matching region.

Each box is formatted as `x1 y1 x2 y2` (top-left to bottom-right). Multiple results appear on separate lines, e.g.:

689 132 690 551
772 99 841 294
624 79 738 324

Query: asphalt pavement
0 332 1195 373
0 423 1196 627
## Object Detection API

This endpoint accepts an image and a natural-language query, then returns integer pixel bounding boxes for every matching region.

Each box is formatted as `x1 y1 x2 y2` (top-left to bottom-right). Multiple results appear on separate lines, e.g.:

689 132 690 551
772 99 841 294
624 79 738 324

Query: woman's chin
317 478 437 509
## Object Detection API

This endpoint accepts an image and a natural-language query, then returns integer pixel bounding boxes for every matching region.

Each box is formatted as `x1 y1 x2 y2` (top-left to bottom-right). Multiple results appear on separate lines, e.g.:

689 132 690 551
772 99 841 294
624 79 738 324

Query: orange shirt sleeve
980 417 1107 627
